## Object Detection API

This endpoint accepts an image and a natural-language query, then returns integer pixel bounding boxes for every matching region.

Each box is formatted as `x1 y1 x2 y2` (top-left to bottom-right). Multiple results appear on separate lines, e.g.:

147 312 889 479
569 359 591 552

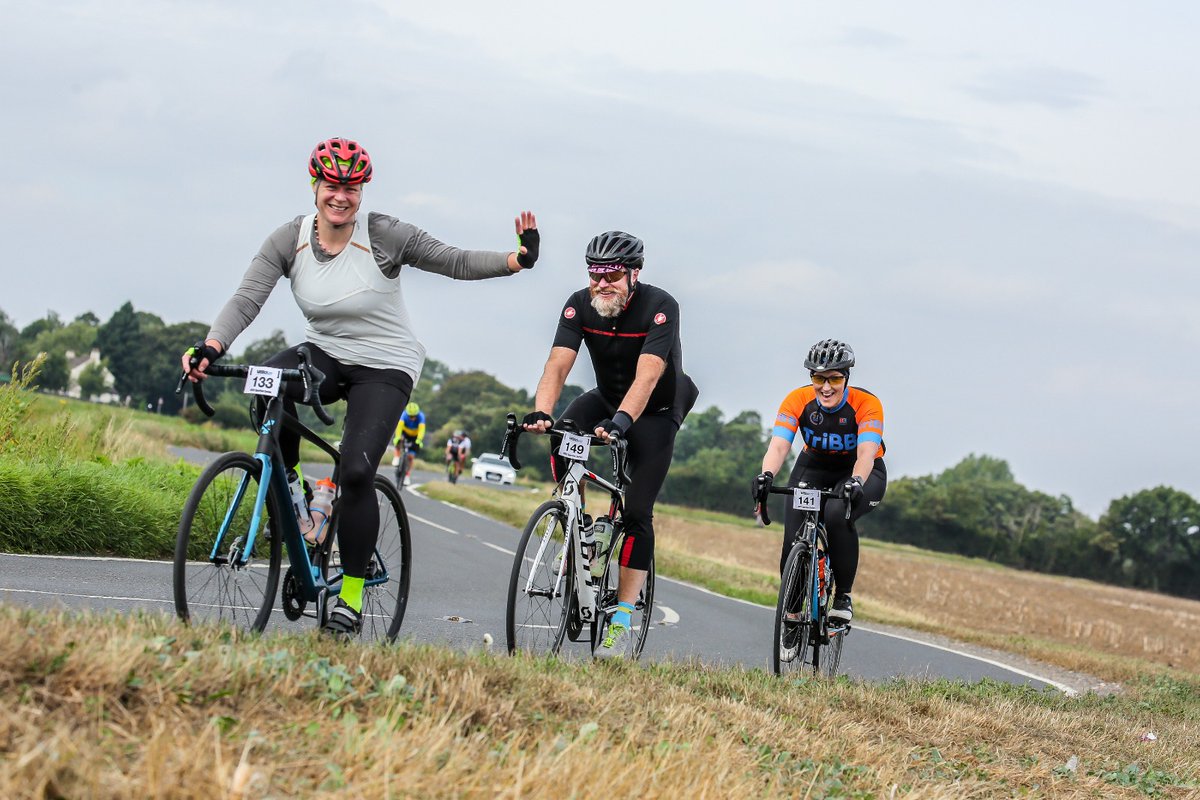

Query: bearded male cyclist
182 137 541 638
522 230 699 660
392 402 426 486
752 339 886 625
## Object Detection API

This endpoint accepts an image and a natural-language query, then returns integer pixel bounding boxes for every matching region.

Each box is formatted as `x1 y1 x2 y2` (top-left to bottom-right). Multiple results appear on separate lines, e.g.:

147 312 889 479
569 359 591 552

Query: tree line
5 302 1197 599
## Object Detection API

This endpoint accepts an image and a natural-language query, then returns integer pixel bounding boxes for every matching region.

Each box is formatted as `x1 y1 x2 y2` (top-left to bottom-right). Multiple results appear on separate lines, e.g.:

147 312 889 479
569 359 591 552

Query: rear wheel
772 540 813 677
591 529 656 660
506 500 572 655
173 452 282 633
317 475 412 642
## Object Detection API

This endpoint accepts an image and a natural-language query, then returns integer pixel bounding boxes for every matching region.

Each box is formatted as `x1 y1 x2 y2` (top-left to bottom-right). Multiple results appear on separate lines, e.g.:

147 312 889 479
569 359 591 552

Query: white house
65 349 120 404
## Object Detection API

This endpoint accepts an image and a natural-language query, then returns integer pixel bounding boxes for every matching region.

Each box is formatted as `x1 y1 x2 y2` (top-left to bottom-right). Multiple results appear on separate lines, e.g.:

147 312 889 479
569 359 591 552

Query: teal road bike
172 345 411 641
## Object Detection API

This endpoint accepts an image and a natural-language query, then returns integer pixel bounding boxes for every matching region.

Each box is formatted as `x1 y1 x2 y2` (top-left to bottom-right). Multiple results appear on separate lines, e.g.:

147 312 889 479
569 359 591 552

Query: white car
471 453 516 485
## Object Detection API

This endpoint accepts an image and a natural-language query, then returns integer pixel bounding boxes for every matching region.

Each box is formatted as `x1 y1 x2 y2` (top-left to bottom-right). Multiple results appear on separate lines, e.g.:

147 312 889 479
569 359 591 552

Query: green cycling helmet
405 402 420 416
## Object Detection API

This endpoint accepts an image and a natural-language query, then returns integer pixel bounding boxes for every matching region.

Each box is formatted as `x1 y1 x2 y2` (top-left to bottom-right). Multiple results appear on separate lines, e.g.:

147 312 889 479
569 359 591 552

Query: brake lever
295 345 334 425
501 413 523 470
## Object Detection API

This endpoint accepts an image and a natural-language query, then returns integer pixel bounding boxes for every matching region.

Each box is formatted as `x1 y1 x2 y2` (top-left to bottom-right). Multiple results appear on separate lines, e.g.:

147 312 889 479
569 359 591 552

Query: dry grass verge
2 607 1197 798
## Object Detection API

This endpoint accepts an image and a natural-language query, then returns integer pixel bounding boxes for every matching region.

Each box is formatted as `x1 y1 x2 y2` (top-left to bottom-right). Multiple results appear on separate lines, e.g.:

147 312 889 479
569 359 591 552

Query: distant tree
30 350 70 392
74 311 101 326
96 302 142 399
1099 487 1200 598
241 330 289 366
77 361 109 400
0 309 17 373
18 311 63 344
553 384 586 418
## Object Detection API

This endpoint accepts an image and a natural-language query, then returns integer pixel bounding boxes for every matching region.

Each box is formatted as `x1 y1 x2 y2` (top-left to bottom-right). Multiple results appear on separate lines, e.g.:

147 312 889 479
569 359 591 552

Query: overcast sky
5 1 1198 516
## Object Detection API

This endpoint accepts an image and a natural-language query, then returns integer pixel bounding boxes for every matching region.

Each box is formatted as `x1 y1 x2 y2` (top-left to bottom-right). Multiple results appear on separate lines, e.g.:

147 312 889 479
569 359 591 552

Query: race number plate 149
557 432 590 461
244 366 282 397
792 488 821 512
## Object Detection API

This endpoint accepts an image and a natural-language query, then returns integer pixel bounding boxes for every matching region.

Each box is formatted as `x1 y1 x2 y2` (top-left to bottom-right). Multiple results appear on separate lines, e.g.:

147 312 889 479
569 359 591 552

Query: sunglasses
810 373 847 387
588 269 628 283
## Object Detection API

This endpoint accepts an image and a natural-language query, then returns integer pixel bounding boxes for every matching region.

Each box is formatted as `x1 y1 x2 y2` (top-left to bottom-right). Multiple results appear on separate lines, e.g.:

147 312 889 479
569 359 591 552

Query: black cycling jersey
552 282 698 423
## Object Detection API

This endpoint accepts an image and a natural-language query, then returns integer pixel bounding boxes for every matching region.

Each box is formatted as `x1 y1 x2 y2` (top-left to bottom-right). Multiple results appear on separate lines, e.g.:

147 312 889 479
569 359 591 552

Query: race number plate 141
792 488 821 512
244 366 282 397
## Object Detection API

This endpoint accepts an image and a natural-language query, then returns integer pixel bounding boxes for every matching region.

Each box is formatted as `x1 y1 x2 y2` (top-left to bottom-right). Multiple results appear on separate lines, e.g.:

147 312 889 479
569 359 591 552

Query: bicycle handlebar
174 344 334 425
501 413 631 487
758 484 849 526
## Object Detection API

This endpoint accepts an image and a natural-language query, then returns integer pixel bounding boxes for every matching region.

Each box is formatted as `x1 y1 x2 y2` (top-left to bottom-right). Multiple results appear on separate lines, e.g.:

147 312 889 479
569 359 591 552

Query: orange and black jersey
552 282 698 422
773 385 885 469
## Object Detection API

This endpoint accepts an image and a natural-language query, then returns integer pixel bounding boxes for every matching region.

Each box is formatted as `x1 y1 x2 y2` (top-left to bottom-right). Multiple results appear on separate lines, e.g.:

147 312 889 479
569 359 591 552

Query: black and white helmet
804 339 855 372
586 230 645 269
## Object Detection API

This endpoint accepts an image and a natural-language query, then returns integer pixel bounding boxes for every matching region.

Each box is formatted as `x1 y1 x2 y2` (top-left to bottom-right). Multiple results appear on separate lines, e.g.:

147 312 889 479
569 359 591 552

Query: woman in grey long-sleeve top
181 136 541 637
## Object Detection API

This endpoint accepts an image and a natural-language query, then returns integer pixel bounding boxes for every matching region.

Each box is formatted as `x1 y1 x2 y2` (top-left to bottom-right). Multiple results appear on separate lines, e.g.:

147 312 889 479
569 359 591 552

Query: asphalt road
0 453 1077 693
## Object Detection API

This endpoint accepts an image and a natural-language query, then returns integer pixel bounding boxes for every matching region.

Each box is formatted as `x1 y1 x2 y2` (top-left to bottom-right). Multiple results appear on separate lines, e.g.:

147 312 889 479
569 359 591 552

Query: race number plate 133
244 366 282 397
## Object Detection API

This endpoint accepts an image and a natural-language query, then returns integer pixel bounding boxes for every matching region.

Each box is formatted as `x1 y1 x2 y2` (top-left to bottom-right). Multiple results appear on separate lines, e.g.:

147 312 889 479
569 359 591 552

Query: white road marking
658 605 680 626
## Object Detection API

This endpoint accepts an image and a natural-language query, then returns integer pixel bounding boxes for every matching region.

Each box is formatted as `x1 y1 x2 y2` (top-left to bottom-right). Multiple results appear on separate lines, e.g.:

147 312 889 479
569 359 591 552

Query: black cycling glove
185 340 223 370
841 476 864 507
522 410 554 429
596 411 633 438
516 228 540 269
752 471 774 504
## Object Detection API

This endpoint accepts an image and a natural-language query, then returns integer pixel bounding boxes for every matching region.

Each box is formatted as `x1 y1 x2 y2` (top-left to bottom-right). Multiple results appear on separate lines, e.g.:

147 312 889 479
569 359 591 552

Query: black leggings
553 389 679 571
265 343 412 580
780 454 887 595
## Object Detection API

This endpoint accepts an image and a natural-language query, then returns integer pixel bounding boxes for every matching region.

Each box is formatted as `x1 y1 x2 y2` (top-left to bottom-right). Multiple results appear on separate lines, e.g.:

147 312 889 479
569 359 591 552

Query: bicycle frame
199 386 391 605
542 455 624 625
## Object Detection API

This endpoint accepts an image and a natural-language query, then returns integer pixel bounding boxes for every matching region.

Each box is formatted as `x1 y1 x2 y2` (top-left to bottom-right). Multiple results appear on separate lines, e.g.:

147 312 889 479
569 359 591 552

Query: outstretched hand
514 211 539 269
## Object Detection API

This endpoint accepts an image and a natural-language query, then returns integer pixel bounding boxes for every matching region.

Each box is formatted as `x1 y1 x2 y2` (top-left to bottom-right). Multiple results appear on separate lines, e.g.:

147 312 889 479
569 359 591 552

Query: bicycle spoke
506 501 572 655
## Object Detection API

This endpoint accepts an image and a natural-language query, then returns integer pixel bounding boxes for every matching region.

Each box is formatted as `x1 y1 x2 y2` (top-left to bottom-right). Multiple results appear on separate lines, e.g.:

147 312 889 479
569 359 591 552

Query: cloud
965 65 1105 110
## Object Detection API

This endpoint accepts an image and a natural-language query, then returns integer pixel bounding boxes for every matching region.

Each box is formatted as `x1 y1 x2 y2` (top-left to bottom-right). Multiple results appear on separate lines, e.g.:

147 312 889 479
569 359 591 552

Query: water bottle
590 516 613 579
306 478 337 545
288 472 314 539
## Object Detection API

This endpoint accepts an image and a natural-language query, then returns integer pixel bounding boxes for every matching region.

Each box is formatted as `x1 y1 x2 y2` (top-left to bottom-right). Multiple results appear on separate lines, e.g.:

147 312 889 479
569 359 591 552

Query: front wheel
771 541 813 677
506 500 572 655
591 530 656 660
173 452 282 633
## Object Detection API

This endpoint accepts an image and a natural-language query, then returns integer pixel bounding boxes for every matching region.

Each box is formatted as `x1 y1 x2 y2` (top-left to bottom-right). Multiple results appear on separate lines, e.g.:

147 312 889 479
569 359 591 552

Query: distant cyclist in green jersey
393 402 426 486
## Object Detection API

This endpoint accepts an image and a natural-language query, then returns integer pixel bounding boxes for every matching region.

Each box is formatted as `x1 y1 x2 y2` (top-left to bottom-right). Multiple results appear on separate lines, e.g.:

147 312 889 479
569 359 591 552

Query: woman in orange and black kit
751 339 886 625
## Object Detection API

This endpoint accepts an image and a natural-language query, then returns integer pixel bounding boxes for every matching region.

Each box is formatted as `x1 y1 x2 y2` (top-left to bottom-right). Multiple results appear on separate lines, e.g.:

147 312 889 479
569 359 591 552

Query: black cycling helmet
804 339 855 372
586 230 645 269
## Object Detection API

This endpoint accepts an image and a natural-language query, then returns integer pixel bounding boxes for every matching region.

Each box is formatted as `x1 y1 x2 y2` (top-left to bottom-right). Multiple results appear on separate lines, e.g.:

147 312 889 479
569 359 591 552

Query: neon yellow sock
340 576 364 612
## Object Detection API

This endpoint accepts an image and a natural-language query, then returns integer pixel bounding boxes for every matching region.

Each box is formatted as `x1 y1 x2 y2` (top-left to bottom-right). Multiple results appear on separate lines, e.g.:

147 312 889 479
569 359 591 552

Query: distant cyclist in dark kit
752 339 886 625
522 231 698 659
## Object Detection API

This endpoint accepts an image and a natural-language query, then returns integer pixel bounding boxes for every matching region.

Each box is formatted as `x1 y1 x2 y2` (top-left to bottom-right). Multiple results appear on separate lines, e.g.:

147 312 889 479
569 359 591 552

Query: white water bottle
590 517 613 578
288 472 315 539
306 478 336 545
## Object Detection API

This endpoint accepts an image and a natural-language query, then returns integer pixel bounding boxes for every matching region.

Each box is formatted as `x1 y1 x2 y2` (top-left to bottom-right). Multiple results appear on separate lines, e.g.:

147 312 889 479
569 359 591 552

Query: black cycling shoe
322 598 363 638
829 594 853 625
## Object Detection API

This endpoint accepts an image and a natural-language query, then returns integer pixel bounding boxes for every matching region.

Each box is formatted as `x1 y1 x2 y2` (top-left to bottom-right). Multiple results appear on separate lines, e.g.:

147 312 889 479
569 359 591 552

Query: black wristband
516 228 540 269
611 411 633 435
187 340 223 368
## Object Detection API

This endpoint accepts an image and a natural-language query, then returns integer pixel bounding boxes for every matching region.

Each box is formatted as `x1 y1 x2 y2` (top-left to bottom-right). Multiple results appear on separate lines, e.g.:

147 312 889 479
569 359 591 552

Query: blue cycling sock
611 601 635 629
